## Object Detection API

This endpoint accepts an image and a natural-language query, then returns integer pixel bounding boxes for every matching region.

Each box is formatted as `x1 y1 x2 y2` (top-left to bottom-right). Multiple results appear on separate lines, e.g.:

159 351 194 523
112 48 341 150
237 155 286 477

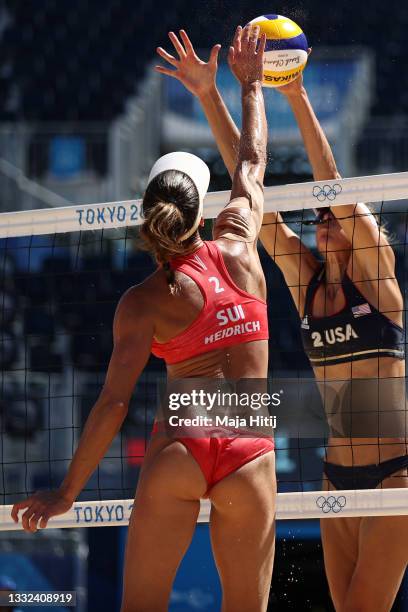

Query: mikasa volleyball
248 14 308 87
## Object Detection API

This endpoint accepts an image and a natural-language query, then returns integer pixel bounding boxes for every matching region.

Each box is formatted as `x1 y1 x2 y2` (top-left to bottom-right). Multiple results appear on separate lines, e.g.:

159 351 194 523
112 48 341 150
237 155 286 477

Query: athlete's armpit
213 204 258 243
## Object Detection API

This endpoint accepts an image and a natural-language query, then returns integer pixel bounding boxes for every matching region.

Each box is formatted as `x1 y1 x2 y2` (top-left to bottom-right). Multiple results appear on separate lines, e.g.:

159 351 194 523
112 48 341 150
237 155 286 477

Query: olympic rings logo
312 184 342 202
316 495 346 514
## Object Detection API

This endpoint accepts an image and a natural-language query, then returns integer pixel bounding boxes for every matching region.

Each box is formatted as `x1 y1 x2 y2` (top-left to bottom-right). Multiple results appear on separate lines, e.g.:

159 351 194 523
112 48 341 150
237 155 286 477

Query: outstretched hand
11 490 73 533
155 30 221 98
228 25 266 85
276 48 312 97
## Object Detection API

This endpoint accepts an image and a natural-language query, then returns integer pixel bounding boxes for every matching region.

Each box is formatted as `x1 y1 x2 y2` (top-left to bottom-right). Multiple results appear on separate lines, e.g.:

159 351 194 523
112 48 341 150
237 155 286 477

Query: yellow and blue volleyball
248 14 308 88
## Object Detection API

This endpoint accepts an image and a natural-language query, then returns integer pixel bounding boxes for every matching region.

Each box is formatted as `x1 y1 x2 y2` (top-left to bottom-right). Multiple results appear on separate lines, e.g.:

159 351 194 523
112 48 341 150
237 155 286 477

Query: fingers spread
179 30 195 55
154 65 179 78
168 31 187 59
249 25 260 52
227 46 235 66
156 47 178 66
242 24 251 47
209 44 221 65
232 25 242 54
259 33 267 56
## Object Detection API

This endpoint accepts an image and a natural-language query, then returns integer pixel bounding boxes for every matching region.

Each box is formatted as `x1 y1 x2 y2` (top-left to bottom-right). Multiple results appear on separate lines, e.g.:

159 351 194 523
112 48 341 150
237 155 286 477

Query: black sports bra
300 267 405 367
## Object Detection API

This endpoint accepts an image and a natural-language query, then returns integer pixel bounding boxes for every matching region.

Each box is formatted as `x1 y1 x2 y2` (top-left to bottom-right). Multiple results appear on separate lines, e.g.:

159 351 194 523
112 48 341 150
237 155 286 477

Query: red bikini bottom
178 435 275 492
152 422 274 492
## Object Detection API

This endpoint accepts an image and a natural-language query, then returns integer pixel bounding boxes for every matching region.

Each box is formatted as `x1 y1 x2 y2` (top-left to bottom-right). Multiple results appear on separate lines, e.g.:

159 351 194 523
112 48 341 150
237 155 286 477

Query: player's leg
209 451 276 612
342 514 408 612
121 440 207 612
320 516 361 610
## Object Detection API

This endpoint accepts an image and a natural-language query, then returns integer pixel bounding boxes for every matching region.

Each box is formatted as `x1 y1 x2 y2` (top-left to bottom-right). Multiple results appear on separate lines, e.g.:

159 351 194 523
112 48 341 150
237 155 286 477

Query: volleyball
248 14 308 88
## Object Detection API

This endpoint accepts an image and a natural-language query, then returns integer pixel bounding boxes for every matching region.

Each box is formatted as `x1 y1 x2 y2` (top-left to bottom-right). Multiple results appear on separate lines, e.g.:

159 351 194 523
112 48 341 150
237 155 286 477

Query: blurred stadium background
0 0 408 610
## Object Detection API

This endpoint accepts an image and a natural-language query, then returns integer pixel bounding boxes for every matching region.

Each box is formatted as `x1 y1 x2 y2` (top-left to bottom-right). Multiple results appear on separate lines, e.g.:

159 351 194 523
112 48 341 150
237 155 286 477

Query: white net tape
1 172 408 238
1 489 408 531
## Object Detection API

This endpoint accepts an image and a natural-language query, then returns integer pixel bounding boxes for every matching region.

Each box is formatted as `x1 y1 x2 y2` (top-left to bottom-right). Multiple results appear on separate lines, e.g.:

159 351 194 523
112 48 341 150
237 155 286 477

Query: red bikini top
151 241 268 365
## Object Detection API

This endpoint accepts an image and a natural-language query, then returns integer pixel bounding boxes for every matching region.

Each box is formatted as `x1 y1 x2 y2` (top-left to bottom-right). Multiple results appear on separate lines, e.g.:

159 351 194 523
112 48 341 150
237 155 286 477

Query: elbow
111 400 129 414
99 389 129 415
252 152 267 167
237 153 267 172
108 401 129 428
99 400 129 419
238 137 267 168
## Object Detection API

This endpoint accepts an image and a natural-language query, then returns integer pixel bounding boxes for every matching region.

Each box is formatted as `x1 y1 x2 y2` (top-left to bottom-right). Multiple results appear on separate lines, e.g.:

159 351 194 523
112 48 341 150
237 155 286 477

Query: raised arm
156 28 315 302
156 26 267 239
259 72 319 303
223 25 268 234
283 75 339 182
12 288 154 532
283 76 396 278
155 30 240 178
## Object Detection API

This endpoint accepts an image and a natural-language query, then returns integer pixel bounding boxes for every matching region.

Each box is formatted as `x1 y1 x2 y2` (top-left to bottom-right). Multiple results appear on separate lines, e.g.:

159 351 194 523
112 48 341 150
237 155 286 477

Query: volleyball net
1 172 408 530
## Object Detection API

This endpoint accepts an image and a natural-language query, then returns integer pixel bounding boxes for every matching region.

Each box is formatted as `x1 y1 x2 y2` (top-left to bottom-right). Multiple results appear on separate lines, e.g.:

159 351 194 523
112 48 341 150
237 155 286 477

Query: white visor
147 152 210 241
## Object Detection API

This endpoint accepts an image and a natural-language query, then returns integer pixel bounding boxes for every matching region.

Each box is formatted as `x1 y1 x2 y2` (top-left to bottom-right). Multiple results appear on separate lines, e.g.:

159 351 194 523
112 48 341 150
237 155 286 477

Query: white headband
147 152 210 241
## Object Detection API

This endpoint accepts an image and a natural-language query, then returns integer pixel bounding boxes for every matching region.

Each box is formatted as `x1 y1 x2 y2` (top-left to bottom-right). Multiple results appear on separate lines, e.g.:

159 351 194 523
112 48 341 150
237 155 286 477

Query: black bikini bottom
324 455 408 490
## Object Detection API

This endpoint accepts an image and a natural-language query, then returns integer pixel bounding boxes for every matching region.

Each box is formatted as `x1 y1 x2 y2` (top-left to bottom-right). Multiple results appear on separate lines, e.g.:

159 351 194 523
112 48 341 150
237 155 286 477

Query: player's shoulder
116 270 164 319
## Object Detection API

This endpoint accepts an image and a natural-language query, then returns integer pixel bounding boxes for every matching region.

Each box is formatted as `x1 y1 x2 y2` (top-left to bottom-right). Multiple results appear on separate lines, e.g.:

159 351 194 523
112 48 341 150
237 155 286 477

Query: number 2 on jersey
209 276 225 293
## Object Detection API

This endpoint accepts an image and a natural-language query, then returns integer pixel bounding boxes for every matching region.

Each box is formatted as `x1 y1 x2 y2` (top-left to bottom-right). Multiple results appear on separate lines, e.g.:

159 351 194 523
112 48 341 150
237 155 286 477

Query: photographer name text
168 415 276 428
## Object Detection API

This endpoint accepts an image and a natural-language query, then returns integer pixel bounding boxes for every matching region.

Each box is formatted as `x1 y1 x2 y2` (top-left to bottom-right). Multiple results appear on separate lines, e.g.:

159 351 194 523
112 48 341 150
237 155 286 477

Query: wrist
197 82 218 103
286 85 308 103
58 483 77 504
242 79 262 92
